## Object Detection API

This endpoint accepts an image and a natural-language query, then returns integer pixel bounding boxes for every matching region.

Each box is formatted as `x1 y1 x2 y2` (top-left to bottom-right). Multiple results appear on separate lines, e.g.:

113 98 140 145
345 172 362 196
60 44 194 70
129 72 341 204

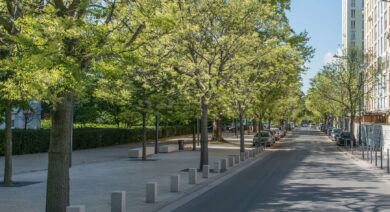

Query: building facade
343 0 364 50
0 101 41 129
363 0 390 120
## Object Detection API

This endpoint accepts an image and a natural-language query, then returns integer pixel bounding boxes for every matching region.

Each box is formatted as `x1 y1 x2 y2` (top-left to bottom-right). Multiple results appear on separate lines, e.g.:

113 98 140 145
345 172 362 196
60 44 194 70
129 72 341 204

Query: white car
253 130 275 147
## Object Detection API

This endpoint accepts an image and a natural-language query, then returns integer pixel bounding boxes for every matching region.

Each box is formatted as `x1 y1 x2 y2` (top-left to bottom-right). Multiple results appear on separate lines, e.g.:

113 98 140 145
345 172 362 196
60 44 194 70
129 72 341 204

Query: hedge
0 126 192 156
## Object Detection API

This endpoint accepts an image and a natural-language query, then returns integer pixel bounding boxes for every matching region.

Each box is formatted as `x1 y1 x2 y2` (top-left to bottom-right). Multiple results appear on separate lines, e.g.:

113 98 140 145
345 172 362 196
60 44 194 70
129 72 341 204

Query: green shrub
0 126 192 156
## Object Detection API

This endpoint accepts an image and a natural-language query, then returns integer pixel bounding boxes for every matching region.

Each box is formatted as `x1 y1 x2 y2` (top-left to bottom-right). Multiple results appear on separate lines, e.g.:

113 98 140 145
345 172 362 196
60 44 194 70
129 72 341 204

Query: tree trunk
196 118 200 146
234 118 237 137
350 114 355 149
212 118 223 142
142 112 147 160
239 103 245 153
253 119 257 133
154 114 159 154
200 96 209 169
192 118 196 151
3 105 12 186
46 92 74 212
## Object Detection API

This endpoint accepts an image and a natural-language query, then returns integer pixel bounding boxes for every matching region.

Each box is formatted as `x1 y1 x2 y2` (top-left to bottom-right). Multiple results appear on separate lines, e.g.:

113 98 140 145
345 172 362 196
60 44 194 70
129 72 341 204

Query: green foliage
307 47 365 122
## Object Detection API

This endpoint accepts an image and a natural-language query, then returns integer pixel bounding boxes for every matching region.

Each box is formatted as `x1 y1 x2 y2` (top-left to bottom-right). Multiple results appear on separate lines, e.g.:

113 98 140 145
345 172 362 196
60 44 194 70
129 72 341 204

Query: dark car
337 132 354 146
331 128 342 140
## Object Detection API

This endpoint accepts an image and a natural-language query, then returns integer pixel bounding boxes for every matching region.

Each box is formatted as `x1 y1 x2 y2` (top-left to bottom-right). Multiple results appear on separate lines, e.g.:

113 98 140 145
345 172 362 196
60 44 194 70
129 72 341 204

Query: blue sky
287 0 341 93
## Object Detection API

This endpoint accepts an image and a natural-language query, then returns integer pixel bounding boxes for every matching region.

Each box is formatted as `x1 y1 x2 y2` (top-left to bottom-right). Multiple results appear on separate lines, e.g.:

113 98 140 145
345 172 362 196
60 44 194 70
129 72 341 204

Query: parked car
337 131 354 146
253 130 275 147
270 128 280 141
331 128 341 140
279 126 287 137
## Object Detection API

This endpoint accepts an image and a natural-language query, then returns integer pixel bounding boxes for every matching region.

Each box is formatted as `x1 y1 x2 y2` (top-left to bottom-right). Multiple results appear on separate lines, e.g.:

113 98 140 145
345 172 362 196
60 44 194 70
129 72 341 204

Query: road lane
173 128 390 211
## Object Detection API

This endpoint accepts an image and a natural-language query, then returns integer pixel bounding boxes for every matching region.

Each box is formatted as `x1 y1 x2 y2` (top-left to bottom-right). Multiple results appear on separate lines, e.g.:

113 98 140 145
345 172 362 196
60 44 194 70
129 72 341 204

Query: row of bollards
361 145 390 174
67 146 265 211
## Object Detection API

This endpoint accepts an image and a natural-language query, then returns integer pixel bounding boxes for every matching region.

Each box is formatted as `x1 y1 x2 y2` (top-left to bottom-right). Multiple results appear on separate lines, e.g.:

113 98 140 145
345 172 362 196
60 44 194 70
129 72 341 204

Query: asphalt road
173 128 390 212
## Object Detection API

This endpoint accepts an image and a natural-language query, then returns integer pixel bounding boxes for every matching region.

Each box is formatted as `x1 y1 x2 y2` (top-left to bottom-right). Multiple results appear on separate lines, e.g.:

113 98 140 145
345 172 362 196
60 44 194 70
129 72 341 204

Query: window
351 20 356 29
351 9 356 18
351 31 356 40
352 0 356 7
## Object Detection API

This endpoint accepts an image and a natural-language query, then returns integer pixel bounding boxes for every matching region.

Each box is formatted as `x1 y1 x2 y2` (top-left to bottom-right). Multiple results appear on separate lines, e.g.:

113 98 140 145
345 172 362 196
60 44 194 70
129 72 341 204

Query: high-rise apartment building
342 0 364 49
363 0 389 118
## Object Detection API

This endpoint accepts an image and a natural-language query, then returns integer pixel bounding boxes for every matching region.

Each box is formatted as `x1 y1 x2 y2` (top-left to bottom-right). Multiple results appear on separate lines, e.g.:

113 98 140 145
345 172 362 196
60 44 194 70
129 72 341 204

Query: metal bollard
371 146 373 164
375 147 378 167
381 148 383 169
387 149 389 173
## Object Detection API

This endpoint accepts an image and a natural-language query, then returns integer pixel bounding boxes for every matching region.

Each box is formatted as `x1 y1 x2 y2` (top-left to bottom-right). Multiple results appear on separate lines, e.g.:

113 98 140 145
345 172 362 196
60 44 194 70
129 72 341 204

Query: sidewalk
0 132 262 212
323 132 390 186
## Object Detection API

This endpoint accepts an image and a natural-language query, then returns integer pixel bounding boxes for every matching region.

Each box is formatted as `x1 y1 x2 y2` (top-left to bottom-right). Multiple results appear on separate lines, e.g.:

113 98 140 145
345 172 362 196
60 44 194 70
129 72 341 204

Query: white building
363 0 389 117
342 0 364 50
0 101 41 129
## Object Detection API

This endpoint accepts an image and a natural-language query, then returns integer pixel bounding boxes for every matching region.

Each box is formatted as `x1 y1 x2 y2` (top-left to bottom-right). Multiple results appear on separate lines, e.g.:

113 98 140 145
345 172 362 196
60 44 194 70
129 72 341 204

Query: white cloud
322 48 342 65
323 52 335 65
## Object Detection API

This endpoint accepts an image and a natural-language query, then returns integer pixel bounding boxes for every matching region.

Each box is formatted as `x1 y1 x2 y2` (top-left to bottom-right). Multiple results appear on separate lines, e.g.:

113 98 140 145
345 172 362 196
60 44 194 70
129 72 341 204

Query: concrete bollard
170 175 180 192
228 156 234 167
234 155 240 164
203 165 210 178
213 161 221 173
66 205 85 212
221 158 228 172
146 182 157 203
189 168 197 184
240 152 245 161
111 191 126 212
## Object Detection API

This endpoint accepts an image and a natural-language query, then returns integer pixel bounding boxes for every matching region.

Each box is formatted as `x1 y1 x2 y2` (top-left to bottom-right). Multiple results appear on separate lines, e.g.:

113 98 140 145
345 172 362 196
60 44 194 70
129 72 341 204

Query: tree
9 1 152 210
309 48 367 146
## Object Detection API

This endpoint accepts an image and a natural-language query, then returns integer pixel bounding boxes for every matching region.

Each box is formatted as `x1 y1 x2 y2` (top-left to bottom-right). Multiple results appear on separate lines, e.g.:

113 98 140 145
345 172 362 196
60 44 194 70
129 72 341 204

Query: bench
128 147 155 158
159 144 179 153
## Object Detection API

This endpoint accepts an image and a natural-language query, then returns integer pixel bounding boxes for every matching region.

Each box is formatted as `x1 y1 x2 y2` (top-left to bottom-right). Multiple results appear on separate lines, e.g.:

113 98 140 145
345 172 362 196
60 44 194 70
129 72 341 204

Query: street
173 128 390 211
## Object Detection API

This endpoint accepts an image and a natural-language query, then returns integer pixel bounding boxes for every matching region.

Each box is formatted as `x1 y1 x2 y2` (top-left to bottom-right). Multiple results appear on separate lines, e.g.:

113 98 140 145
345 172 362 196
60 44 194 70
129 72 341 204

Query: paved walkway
173 128 390 211
0 132 258 212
